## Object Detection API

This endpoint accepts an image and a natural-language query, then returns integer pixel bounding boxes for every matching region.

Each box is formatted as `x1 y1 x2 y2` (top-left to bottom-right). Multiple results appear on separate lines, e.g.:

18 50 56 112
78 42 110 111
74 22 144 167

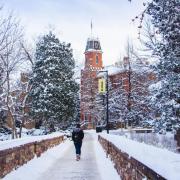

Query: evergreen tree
74 93 81 122
30 32 79 128
146 0 180 131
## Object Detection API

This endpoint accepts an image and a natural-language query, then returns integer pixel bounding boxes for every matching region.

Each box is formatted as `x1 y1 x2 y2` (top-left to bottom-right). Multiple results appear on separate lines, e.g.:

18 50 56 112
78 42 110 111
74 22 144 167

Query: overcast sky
1 0 146 66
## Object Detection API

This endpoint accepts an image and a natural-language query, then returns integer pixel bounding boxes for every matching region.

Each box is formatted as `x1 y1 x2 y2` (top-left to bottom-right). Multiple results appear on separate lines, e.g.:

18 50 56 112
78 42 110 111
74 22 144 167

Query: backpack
74 132 79 141
73 130 81 142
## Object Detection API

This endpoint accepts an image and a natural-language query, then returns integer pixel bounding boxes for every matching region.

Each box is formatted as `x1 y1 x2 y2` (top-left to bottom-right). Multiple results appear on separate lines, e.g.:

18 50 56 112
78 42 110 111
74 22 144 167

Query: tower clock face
94 41 99 50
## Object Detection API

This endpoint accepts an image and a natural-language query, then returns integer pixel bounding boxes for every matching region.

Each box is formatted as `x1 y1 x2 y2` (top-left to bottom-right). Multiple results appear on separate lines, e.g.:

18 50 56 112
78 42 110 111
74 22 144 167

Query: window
96 55 99 64
94 41 99 49
84 114 88 121
89 41 93 49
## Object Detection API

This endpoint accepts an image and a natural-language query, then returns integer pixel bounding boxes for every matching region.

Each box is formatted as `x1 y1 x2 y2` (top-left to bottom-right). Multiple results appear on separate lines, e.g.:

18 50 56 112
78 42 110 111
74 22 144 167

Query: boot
76 154 79 161
76 154 80 161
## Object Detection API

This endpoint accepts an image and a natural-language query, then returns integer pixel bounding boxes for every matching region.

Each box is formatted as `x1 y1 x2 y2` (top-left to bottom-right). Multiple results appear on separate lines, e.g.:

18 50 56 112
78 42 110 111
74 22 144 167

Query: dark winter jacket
72 128 84 143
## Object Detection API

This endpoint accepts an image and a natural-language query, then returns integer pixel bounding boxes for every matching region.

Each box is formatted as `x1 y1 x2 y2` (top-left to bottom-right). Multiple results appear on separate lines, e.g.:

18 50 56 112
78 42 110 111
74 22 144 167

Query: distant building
80 37 103 129
5 73 35 129
80 36 156 129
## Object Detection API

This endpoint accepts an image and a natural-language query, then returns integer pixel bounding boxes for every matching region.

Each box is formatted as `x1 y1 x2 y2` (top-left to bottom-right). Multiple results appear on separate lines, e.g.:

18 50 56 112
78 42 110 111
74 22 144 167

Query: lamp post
98 70 109 134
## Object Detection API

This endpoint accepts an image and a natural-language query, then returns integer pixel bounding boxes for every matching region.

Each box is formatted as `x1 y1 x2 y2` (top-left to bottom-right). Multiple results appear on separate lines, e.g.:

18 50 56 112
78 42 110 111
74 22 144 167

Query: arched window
96 55 99 64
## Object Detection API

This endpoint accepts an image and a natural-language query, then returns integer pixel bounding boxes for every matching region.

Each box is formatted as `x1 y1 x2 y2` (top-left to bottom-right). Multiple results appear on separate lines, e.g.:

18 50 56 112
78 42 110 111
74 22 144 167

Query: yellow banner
98 79 106 93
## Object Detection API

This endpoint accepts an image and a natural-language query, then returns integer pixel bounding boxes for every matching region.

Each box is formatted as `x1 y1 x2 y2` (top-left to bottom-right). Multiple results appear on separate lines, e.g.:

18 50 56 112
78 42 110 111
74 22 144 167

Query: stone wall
98 135 166 180
0 135 64 178
175 129 180 152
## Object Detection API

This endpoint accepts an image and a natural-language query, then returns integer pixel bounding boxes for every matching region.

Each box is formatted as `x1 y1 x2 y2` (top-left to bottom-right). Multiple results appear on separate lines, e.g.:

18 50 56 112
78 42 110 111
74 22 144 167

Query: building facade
80 36 156 129
80 37 103 128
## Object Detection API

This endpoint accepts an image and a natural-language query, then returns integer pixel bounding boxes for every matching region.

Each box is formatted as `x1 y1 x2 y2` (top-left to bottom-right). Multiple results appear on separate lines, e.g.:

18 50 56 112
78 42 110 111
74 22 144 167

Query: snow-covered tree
108 78 126 124
30 32 79 128
108 38 154 127
93 93 106 126
0 9 25 138
0 61 5 127
108 59 154 128
145 0 180 131
127 62 155 127
73 93 81 122
0 61 3 110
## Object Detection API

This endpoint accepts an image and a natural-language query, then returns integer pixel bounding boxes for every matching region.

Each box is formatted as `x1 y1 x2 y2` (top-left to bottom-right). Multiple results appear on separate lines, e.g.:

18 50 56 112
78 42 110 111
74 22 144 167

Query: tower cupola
84 37 103 69
85 37 102 52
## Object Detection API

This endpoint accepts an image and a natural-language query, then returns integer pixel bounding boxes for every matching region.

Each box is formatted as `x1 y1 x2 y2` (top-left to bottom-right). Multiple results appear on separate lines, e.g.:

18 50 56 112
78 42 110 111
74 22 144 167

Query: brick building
5 73 35 129
81 37 155 129
80 37 103 128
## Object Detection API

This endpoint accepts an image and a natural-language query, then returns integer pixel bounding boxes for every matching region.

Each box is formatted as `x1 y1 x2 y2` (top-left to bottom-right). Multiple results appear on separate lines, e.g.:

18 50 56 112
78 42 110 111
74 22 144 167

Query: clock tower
84 38 103 69
80 37 103 129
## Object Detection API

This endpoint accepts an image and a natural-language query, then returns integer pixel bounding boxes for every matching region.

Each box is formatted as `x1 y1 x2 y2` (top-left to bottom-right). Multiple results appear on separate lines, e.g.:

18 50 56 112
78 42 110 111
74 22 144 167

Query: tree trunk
6 71 17 139
19 117 25 138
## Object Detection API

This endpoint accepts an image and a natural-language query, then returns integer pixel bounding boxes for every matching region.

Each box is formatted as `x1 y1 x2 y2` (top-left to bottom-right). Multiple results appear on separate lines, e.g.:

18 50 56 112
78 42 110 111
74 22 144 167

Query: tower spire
91 20 93 37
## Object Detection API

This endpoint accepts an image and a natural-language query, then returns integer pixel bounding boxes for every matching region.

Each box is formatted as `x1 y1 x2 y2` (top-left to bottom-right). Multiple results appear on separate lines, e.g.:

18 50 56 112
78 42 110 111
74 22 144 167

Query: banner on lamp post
98 79 106 93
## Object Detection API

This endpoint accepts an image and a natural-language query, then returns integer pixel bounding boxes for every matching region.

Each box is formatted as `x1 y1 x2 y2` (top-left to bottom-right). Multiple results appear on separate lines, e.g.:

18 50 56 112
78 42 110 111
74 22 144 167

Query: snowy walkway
38 133 101 180
4 131 119 180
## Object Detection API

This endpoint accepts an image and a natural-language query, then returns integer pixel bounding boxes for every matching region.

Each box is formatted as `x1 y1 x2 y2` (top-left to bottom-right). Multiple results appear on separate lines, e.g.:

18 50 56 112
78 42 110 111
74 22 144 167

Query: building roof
97 65 124 78
97 62 151 78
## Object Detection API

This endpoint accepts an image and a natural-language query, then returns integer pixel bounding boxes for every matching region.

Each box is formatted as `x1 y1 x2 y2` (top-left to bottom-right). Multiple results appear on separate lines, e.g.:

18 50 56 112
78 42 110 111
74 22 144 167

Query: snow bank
0 132 64 151
101 133 180 180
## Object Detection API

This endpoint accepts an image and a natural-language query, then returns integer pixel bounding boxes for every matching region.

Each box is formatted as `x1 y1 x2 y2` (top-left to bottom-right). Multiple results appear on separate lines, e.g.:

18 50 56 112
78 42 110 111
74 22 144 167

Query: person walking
72 123 84 161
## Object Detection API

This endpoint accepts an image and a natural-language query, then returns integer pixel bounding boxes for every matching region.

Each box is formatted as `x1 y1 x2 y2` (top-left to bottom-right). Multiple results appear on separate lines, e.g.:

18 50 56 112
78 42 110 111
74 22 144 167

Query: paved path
38 133 102 180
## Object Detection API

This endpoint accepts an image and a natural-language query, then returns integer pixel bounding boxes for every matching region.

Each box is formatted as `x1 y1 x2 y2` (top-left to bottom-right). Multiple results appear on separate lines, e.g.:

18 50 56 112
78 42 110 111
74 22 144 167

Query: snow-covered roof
97 65 124 77
96 63 152 78
85 49 102 53
104 66 124 76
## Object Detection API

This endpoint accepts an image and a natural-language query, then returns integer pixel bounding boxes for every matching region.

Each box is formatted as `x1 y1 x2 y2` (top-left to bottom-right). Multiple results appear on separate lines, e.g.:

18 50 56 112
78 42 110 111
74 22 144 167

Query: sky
1 0 146 66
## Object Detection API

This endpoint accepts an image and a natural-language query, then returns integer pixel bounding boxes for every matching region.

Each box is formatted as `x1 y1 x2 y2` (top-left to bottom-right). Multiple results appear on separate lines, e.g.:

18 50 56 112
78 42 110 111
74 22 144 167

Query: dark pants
74 141 82 155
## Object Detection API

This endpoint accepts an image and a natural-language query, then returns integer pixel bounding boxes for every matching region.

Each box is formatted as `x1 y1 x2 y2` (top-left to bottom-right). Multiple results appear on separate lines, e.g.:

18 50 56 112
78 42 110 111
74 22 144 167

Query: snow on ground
4 129 179 179
3 131 120 180
3 140 71 180
0 132 64 151
90 130 120 180
0 133 11 141
101 133 180 180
